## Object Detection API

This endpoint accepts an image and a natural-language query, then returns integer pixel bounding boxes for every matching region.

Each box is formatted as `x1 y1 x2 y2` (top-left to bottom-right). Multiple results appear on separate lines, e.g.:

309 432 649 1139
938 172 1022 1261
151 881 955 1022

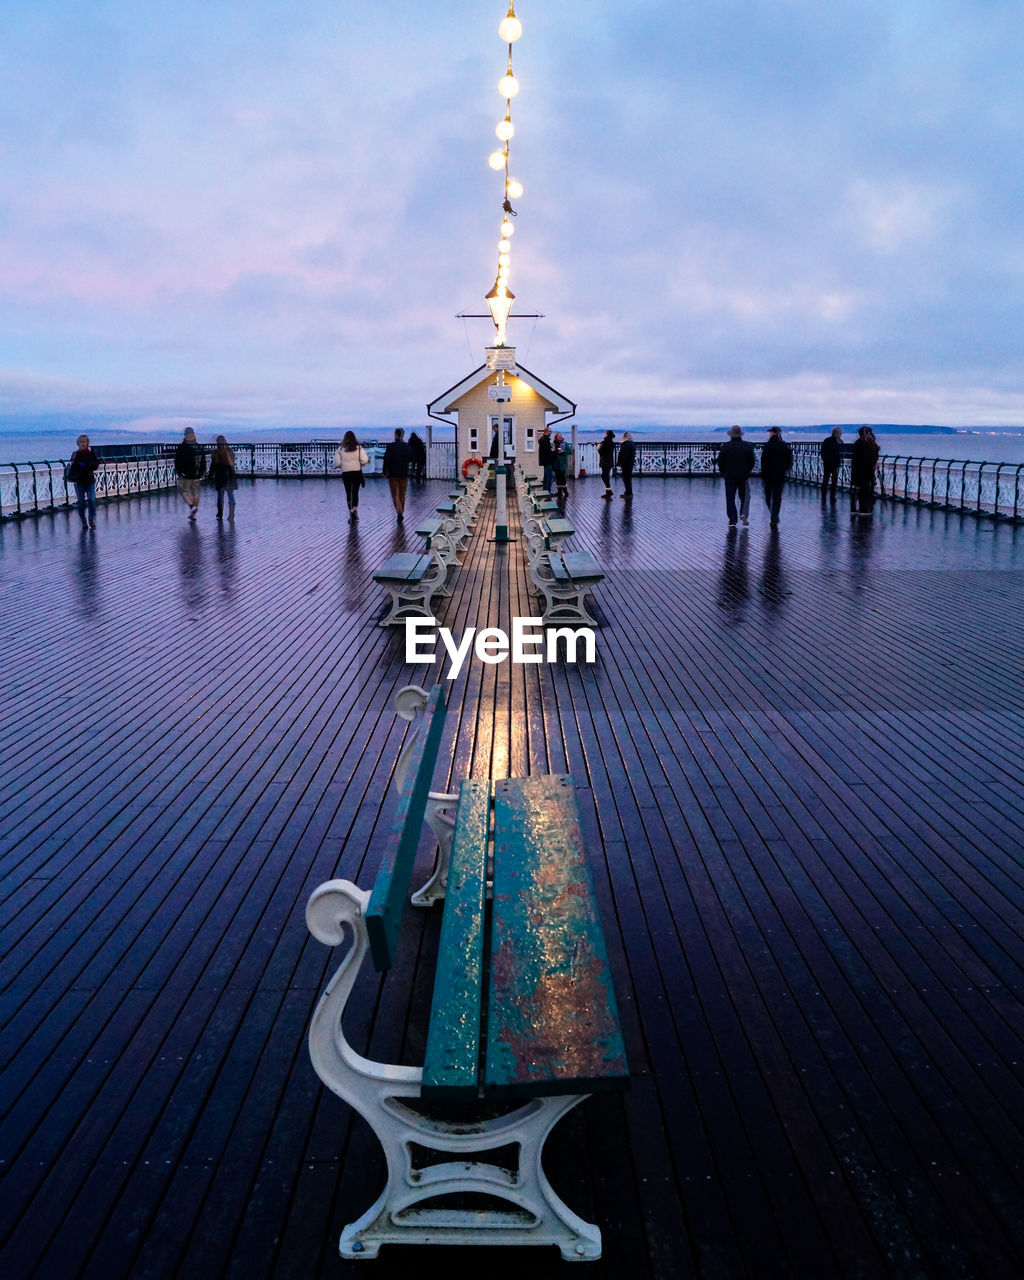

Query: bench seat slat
373 553 433 583
365 687 447 971
485 775 628 1098
421 780 491 1099
543 517 575 537
549 551 603 584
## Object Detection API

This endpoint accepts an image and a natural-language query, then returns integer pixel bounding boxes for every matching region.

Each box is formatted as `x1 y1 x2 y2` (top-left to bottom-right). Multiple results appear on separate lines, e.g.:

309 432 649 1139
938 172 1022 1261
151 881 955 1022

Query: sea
5 423 1024 467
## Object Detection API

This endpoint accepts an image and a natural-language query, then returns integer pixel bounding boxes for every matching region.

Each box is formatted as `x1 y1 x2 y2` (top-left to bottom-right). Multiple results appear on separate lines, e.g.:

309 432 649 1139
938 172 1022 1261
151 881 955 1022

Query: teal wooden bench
372 551 447 626
415 515 445 547
524 515 576 574
528 549 605 626
539 514 575 547
307 685 628 1260
413 516 460 584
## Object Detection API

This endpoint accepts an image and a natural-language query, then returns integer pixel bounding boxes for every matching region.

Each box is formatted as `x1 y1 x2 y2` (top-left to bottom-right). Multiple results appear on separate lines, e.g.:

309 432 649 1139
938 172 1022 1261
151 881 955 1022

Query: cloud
2 1 1024 429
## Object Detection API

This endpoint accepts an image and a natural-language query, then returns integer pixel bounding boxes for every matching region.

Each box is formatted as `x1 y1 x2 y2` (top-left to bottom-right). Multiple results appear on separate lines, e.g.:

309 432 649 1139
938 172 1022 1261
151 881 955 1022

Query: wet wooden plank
421 779 490 1099
485 775 629 1098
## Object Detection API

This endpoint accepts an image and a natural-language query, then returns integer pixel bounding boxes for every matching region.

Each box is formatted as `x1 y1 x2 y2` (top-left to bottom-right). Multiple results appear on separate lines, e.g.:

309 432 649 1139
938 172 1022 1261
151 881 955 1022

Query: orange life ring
462 456 483 478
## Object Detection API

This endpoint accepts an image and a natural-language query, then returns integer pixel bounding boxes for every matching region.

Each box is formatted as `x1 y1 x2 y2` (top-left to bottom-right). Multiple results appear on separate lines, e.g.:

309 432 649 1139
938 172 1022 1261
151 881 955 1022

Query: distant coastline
6 420 1024 468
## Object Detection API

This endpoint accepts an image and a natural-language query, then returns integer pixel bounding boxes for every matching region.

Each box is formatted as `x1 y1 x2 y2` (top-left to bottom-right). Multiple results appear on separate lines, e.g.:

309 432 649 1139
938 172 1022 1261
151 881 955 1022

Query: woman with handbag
336 431 370 518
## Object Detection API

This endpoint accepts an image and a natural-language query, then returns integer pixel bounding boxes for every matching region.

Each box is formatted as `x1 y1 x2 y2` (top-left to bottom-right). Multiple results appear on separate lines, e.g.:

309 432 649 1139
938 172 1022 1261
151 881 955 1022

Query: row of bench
305 469 626 1260
370 470 487 625
516 468 605 627
371 465 607 629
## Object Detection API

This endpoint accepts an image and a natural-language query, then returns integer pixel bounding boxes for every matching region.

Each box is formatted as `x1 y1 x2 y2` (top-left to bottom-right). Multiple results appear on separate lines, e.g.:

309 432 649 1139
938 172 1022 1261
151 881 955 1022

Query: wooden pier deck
2 474 1024 1280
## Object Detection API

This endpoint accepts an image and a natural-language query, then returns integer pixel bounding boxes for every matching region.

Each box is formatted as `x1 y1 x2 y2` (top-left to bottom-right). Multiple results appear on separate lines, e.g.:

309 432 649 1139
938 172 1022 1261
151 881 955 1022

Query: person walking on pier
598 430 616 499
820 427 843 500
407 431 427 483
208 436 238 520
382 428 413 521
538 425 554 493
337 431 370 519
760 426 793 528
717 426 755 527
617 432 636 498
174 427 206 521
67 434 100 530
851 426 880 516
552 431 569 501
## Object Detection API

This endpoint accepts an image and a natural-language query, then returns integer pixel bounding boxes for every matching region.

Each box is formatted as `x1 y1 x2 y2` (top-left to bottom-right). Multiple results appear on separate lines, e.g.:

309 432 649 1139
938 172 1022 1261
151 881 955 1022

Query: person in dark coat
597 430 616 499
208 435 238 520
407 431 427 483
760 427 793 527
850 426 880 516
174 427 206 521
617 432 637 498
552 431 569 501
382 428 413 521
538 425 554 493
716 426 755 527
820 427 843 500
67 433 101 530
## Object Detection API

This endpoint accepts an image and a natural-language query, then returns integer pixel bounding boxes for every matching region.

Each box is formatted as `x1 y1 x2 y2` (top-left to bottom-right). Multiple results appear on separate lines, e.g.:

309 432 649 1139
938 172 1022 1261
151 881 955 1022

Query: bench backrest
365 685 447 971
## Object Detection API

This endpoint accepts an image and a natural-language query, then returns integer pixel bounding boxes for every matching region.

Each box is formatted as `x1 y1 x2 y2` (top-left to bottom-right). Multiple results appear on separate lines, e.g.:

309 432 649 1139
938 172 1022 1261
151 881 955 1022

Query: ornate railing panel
575 440 823 478
876 456 1024 517
1 458 178 518
178 440 457 481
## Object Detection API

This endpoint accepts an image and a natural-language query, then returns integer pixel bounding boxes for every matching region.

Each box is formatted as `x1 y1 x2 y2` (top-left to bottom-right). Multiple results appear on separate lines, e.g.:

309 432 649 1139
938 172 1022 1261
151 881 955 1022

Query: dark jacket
851 436 880 485
67 448 100 485
760 436 793 481
208 457 237 492
820 434 843 467
407 433 426 463
617 440 637 471
597 435 616 467
717 438 755 481
174 440 206 480
552 439 569 476
382 439 412 479
538 432 554 466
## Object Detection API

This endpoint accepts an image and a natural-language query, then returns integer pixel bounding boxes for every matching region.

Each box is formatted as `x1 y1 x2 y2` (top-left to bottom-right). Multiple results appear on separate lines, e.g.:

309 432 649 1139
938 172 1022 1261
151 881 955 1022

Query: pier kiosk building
427 346 576 478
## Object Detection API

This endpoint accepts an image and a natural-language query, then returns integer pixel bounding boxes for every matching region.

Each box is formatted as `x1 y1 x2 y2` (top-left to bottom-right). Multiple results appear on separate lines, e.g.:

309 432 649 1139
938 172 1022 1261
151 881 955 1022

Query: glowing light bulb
498 253 510 267
499 8 522 43
496 117 515 142
505 178 523 200
498 265 510 279
488 150 506 171
499 238 511 252
499 71 519 98
501 219 514 237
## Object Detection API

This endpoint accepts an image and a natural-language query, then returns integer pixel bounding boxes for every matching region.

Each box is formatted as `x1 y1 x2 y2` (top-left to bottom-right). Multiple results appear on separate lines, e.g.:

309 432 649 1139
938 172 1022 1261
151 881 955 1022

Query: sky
3 0 1024 433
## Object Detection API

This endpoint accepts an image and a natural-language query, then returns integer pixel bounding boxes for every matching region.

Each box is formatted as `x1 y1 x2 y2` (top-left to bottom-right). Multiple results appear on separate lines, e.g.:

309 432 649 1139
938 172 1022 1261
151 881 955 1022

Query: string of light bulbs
485 3 523 347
